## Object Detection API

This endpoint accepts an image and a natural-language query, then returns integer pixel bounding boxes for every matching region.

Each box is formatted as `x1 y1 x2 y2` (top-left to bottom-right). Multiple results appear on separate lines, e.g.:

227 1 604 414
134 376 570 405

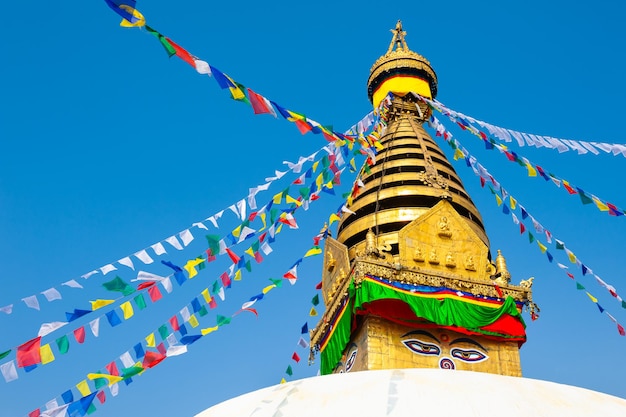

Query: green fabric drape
320 297 353 375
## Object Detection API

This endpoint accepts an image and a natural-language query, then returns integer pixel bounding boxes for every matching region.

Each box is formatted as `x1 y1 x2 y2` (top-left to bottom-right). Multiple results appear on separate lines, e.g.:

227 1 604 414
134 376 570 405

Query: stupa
195 21 626 417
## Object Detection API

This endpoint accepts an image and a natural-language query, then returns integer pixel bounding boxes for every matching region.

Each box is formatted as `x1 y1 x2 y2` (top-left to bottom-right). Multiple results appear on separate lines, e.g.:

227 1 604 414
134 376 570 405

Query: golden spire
387 20 409 53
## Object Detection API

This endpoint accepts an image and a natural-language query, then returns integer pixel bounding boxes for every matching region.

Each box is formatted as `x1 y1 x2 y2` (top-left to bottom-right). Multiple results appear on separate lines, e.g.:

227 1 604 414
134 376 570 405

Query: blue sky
1 1 626 416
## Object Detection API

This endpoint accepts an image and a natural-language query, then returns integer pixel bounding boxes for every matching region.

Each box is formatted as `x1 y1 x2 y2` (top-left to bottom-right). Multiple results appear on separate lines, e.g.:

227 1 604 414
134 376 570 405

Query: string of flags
427 114 626 335
420 95 626 218
424 95 626 158
0 139 358 383
21 213 335 417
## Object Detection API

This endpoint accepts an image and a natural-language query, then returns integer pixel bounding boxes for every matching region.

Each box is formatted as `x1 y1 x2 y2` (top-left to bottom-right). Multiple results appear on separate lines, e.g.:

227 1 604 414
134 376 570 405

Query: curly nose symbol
439 357 455 370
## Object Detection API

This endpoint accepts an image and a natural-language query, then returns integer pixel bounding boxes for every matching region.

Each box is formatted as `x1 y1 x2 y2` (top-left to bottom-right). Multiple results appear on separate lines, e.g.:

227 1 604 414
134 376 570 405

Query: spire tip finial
387 20 408 53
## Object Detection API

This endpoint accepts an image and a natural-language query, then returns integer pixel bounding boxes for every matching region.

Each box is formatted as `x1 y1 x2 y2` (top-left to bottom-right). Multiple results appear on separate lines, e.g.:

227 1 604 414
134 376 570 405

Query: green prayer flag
93 375 107 389
528 232 535 243
0 349 11 360
286 365 293 376
312 294 320 306
576 282 585 290
322 154 330 168
251 241 260 253
555 240 565 250
579 191 593 205
122 365 144 379
217 315 231 326
56 335 70 354
299 187 310 200
134 294 147 310
198 257 206 270
206 235 221 256
87 403 97 415
102 276 135 296
146 25 176 57
323 169 333 183
270 278 283 287
342 191 351 199
270 208 279 224
211 280 220 295
198 305 208 317
158 324 169 340
363 164 371 174
245 260 252 272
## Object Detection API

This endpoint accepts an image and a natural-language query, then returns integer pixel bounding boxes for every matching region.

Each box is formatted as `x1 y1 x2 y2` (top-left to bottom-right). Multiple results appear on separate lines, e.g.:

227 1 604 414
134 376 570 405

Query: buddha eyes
450 348 487 363
402 339 441 356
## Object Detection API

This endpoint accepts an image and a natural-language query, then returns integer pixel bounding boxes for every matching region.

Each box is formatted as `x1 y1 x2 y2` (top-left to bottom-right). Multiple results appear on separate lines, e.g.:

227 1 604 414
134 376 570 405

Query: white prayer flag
166 333 178 347
81 270 99 279
41 405 69 417
218 287 225 301
166 345 188 357
192 222 208 230
180 307 191 322
161 277 173 294
0 361 18 383
134 249 154 264
179 229 194 247
118 256 135 270
62 279 83 289
165 235 183 250
100 264 117 275
38 321 68 337
151 242 167 256
260 241 273 256
0 304 13 314
89 318 101 337
193 59 211 75
41 287 62 302
110 383 119 396
22 295 40 310
119 352 134 368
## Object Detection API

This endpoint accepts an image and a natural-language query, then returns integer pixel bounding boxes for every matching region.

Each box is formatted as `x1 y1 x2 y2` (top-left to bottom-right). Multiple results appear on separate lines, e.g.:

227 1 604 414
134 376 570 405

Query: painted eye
402 339 441 356
450 348 487 363
345 350 358 372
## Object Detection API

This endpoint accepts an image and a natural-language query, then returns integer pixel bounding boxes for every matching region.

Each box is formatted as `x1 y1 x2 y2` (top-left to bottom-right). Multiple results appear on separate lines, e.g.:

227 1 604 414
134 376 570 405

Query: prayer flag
74 326 86 344
56 335 70 355
148 285 162 302
247 88 273 115
118 5 145 27
17 337 42 368
292 352 301 363
0 361 18 382
286 365 293 376
217 315 231 326
146 26 176 57
146 333 156 347
120 301 134 319
40 344 55 365
304 246 322 257
166 37 196 68
312 294 320 306
90 299 115 310
201 326 219 336
106 310 122 327
301 323 309 334
102 276 135 296
142 351 166 368
310 307 318 316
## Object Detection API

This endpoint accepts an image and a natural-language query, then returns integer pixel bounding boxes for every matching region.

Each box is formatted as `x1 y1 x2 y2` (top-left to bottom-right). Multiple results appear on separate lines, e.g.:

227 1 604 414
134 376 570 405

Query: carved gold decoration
494 249 512 286
321 237 351 305
465 255 476 271
445 252 456 268
437 216 452 238
326 251 336 272
413 246 424 262
428 248 439 264
519 277 534 289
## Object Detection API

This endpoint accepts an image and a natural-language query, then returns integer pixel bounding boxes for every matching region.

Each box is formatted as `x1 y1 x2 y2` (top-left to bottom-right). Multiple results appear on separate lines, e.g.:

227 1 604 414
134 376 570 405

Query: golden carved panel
322 237 351 305
398 200 490 281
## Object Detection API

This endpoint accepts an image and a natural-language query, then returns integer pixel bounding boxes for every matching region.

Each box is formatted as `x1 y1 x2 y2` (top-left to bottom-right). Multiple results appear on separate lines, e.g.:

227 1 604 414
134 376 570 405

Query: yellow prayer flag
234 269 242 281
304 247 322 258
259 212 267 231
567 250 577 264
586 292 598 303
286 195 302 206
349 158 356 171
273 192 283 204
495 195 502 206
312 161 320 172
145 333 156 347
201 326 219 336
593 197 609 212
184 258 204 278
537 241 547 254
280 378 287 384
329 213 341 226
309 307 318 316
453 148 464 160
526 163 537 177
510 196 517 210
231 225 242 238
90 299 116 310
119 6 146 27
315 174 324 189
76 379 91 396
374 141 384 151
120 301 134 320
87 373 123 386
325 181 334 189
188 314 199 328
262 284 276 294
276 223 283 234
201 289 211 304
245 247 255 257
40 344 55 365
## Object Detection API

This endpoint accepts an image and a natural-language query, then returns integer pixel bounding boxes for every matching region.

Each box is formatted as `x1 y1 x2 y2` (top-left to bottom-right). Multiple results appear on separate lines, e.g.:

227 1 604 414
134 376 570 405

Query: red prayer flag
208 296 217 309
74 326 86 344
165 37 196 68
169 316 180 331
28 410 40 417
315 281 323 290
519 223 526 234
105 361 120 376
292 352 301 363
479 176 486 187
563 182 577 195
220 272 231 288
137 281 156 290
254 251 263 263
148 285 163 302
156 343 167 355
567 272 574 279
205 248 216 262
96 390 106 404
225 248 240 264
247 88 272 115
618 324 625 336
142 351 166 368
294 119 312 134
17 336 42 368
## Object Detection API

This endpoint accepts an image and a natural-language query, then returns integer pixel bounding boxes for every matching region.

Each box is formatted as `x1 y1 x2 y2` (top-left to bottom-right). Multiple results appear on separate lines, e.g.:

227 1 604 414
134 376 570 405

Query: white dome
195 368 626 417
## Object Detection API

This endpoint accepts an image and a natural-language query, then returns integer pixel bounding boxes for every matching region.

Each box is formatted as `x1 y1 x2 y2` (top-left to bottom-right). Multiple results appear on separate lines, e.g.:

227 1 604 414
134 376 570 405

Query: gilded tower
311 22 534 377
